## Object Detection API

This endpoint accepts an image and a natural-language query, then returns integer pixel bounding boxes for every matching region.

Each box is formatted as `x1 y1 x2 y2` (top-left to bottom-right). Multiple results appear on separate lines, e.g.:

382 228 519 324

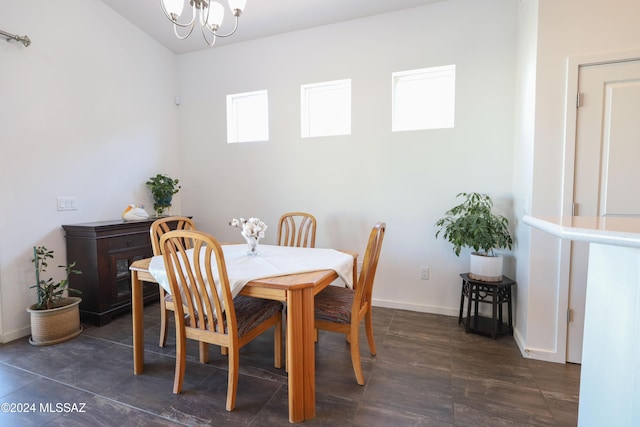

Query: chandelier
160 0 247 47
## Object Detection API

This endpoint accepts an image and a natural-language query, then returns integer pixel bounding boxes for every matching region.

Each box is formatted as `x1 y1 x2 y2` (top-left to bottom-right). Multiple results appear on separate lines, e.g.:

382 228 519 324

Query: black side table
458 273 516 339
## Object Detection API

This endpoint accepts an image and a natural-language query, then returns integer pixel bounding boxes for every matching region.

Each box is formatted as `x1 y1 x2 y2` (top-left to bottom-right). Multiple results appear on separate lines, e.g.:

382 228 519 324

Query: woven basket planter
27 297 82 346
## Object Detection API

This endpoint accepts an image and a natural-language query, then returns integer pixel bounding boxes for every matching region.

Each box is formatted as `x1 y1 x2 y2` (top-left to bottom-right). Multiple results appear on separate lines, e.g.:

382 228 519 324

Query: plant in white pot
435 192 513 282
27 246 83 346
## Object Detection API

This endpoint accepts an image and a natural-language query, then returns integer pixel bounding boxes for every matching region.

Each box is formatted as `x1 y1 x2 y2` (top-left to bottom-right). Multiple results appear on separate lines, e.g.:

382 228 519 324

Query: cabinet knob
126 240 134 247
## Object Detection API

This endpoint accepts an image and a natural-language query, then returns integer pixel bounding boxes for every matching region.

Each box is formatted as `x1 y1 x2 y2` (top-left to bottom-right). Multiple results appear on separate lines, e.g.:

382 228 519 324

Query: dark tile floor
0 303 580 426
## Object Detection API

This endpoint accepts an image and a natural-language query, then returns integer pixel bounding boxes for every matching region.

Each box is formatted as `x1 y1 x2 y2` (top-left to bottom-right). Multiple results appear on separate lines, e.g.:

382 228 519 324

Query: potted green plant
27 246 83 346
146 173 180 216
435 192 513 281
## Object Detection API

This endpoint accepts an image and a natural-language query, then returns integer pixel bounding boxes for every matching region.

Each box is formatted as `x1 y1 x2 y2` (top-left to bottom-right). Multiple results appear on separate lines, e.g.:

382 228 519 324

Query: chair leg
226 347 239 411
349 323 365 385
173 324 187 394
159 288 168 347
274 314 282 369
365 309 377 356
199 341 209 364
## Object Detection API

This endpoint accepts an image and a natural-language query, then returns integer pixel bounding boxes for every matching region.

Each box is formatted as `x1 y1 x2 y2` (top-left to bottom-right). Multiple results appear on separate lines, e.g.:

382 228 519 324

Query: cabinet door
109 247 152 306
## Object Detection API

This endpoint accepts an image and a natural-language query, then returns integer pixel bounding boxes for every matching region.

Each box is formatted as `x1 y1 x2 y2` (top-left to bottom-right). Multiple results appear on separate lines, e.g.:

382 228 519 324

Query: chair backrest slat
160 229 236 337
150 216 196 256
277 212 317 248
353 222 386 313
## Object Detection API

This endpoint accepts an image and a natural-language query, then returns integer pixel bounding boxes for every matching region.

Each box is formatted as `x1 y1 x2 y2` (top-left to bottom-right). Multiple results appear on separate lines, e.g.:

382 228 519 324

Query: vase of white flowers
245 236 259 256
229 217 267 256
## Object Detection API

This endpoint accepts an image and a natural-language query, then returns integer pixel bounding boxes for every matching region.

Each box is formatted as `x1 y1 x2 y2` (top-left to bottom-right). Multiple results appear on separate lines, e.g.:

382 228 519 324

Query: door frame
559 48 640 362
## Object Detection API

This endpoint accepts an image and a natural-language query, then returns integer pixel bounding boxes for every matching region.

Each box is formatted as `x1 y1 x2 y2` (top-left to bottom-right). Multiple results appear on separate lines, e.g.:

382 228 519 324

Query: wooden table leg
287 288 304 422
301 287 316 420
286 287 316 423
131 270 144 374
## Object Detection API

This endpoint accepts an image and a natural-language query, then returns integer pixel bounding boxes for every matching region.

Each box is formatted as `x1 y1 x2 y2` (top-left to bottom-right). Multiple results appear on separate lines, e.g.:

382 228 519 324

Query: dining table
129 243 357 423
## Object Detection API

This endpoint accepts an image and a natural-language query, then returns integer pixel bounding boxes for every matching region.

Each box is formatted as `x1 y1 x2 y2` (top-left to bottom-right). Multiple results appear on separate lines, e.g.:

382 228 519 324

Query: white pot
469 252 503 282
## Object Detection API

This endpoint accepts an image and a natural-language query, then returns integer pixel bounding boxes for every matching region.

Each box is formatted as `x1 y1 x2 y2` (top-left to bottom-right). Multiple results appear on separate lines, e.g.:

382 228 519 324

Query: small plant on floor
31 246 82 310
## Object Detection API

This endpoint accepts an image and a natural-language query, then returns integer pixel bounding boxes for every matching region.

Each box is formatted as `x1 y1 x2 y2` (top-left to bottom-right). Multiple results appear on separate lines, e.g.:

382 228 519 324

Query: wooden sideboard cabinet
62 219 161 326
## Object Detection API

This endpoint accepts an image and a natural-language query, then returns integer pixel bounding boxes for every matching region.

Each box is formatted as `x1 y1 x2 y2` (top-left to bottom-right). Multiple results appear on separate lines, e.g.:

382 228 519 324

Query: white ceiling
101 0 443 54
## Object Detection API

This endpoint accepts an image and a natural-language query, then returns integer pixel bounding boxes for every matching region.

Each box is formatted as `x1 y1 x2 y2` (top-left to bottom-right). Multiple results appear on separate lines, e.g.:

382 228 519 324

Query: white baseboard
513 327 565 364
1 326 30 344
372 298 459 317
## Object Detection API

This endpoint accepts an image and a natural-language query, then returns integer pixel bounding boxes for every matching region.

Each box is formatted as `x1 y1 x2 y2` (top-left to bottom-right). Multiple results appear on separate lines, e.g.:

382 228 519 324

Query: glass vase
155 206 171 217
154 196 173 217
245 236 259 256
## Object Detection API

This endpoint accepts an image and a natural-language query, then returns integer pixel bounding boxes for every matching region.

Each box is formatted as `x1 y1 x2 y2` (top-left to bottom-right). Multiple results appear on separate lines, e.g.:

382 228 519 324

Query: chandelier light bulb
228 0 247 15
205 2 225 30
162 0 184 19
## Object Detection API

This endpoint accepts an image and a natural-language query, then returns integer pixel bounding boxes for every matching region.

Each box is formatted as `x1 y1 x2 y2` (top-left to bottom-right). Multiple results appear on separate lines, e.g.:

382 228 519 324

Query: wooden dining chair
160 229 283 411
277 212 317 248
314 222 386 385
150 216 196 350
277 212 317 369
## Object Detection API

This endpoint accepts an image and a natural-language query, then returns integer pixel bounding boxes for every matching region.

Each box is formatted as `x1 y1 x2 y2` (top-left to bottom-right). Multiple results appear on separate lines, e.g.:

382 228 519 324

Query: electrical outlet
57 196 77 211
420 267 429 280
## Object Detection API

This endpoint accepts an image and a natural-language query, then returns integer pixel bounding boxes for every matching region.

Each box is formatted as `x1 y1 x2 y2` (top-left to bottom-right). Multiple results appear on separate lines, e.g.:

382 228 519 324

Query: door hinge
572 203 577 216
567 308 573 323
576 92 583 108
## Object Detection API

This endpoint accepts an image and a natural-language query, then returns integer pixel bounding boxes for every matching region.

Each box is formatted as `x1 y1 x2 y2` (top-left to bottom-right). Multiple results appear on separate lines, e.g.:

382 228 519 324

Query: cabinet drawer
107 233 150 250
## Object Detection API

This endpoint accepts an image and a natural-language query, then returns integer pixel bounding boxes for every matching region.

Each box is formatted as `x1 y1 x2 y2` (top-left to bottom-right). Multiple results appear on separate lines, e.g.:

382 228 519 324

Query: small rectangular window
301 79 351 138
392 65 456 132
226 90 269 143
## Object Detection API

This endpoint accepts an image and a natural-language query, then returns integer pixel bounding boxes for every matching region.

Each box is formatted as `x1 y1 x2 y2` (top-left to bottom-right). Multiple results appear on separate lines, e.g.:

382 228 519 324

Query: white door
567 59 640 363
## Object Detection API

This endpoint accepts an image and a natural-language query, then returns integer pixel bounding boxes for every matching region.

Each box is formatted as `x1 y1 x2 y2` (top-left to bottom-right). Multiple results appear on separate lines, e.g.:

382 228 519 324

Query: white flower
229 217 267 240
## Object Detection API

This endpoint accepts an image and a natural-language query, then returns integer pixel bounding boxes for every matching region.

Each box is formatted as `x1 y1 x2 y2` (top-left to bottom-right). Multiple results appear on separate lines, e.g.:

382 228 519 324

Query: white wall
176 0 518 315
0 0 180 341
512 0 538 347
0 0 634 368
514 0 640 362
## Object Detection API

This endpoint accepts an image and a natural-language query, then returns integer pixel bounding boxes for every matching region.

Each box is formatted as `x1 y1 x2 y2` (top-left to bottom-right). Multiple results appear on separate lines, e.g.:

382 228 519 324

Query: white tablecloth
148 244 354 299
